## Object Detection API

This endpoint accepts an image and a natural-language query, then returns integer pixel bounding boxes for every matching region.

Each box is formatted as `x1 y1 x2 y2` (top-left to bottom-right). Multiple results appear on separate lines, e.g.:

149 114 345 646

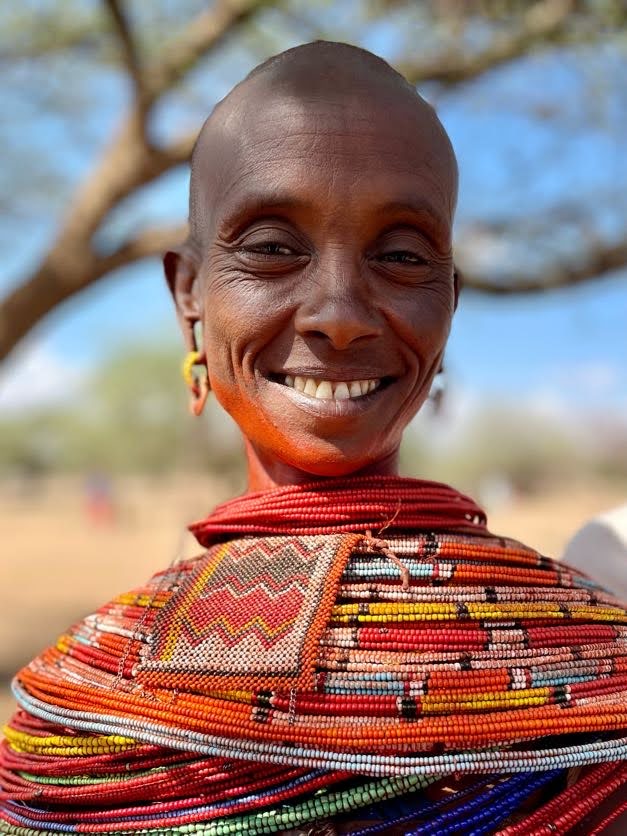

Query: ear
164 243 202 352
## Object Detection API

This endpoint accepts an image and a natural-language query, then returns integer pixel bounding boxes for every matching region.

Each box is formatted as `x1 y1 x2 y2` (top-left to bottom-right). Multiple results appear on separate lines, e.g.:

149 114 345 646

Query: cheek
209 366 301 464
199 274 257 365
199 270 294 389
388 281 454 363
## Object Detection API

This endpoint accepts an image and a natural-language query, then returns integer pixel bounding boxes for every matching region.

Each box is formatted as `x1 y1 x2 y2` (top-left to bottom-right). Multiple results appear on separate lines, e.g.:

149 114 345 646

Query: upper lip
268 369 398 381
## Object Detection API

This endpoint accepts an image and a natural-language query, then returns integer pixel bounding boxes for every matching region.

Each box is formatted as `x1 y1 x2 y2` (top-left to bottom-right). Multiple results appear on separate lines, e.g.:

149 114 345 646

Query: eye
233 227 308 275
240 242 295 257
372 227 433 272
234 223 306 263
379 251 428 265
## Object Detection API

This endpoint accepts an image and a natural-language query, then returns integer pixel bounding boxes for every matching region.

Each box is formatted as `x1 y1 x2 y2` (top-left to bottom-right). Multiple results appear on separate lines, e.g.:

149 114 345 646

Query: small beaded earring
182 350 210 416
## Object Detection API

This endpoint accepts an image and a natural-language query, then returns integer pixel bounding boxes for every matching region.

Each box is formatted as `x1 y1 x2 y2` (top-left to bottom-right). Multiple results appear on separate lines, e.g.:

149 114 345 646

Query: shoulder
14 552 208 690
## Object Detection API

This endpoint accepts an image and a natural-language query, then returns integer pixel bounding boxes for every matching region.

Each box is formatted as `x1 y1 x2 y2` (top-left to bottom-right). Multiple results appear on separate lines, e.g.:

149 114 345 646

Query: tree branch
15 0 269 248
161 131 199 166
460 240 627 295
0 12 105 63
0 3 275 362
19 0 272 247
400 0 579 86
103 0 146 108
97 224 189 275
144 0 273 105
0 224 188 360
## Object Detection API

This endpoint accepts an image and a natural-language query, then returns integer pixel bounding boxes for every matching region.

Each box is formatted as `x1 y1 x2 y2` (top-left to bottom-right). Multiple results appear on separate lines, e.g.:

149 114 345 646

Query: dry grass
1 475 624 719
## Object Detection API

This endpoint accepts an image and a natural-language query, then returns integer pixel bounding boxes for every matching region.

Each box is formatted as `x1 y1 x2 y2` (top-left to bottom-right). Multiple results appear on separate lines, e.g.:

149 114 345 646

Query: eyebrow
376 200 450 248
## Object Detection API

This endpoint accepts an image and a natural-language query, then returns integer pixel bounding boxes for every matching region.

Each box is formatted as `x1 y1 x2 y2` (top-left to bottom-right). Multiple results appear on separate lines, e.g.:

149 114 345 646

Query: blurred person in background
1 42 626 836
83 470 115 526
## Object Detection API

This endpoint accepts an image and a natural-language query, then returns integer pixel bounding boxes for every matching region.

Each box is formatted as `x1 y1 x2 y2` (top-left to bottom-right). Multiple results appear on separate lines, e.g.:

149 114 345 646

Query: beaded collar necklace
190 475 487 545
2 475 626 835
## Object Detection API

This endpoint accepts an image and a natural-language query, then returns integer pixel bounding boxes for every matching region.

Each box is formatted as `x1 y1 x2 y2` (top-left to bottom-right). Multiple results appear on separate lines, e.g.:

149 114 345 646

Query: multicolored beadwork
1 476 626 834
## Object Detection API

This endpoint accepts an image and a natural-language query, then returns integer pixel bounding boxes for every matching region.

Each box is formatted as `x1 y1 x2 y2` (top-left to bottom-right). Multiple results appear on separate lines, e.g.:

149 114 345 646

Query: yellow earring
182 350 210 416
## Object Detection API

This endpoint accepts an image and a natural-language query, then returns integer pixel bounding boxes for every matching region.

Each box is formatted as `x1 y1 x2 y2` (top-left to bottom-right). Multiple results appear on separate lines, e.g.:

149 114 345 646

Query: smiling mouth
268 373 394 401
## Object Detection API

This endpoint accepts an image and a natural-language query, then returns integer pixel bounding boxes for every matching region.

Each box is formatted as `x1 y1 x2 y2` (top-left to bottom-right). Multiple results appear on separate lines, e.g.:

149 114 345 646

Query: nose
294 257 383 350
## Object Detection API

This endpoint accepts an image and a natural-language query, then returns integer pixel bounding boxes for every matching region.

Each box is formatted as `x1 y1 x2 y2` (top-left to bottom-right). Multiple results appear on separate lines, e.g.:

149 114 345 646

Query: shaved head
188 41 458 249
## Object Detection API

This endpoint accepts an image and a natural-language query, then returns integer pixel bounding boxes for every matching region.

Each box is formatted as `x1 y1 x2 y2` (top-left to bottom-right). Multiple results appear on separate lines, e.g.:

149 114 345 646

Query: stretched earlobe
164 241 210 415
182 348 210 417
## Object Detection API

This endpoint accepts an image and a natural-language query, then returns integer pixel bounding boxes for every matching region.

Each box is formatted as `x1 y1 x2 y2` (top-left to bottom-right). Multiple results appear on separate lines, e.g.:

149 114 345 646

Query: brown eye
380 251 428 265
234 231 308 276
241 242 295 257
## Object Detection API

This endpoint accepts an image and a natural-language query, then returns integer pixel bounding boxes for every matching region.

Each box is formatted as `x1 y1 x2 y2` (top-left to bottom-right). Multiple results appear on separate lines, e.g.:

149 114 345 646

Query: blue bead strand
409 774 532 836
350 776 493 835
466 770 562 836
407 769 562 836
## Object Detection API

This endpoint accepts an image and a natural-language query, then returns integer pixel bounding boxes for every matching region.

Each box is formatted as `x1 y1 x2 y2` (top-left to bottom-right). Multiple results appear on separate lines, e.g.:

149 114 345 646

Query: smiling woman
166 51 457 486
1 41 626 836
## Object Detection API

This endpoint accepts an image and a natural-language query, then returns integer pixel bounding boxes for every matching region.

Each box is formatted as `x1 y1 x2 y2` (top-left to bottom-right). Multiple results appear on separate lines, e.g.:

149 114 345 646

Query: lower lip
265 379 395 418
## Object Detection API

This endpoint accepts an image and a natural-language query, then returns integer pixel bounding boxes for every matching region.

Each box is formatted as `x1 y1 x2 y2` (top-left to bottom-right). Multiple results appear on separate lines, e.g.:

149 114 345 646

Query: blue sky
0 33 625 424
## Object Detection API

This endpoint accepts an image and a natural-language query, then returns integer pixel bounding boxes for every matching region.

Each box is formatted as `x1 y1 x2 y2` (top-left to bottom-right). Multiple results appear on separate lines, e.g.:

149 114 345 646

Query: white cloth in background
562 503 627 603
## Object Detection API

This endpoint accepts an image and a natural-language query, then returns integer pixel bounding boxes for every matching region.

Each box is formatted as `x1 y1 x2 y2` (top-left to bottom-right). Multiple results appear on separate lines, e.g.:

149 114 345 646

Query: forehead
195 89 457 232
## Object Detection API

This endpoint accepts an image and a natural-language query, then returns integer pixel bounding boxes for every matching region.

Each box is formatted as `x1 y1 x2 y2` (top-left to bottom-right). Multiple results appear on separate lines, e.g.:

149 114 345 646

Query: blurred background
1 0 626 716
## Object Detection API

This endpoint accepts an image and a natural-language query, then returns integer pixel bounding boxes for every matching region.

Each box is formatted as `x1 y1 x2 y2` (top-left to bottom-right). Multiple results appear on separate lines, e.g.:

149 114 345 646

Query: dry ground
1 475 624 720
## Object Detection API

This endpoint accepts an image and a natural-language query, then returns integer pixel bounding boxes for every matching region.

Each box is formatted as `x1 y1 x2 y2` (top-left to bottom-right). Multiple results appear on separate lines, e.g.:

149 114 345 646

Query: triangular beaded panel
137 533 360 692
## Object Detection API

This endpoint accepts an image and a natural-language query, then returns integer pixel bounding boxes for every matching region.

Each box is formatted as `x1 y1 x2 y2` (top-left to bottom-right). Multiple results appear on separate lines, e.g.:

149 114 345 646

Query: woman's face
183 89 457 478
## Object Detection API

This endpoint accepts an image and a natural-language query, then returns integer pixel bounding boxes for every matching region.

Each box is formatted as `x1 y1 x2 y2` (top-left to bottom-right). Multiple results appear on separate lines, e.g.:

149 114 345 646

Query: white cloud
410 383 484 447
0 343 86 413
551 361 620 394
521 387 572 423
409 381 601 449
455 227 513 274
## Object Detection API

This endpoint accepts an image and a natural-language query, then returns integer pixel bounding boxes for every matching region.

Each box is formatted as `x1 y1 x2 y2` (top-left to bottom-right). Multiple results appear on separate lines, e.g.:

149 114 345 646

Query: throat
243 439 400 493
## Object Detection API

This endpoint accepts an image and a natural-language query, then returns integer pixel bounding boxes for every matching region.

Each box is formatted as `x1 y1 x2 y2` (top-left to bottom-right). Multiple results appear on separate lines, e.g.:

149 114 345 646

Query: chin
278 438 394 478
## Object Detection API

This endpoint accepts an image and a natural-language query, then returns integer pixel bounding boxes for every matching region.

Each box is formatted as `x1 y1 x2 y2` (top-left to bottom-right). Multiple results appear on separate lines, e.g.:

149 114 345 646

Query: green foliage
0 342 243 479
81 344 190 472
400 403 601 496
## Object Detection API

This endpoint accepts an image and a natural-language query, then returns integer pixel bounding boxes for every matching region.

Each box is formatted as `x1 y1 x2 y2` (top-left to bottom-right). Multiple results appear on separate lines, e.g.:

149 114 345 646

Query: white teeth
334 382 350 400
282 375 382 400
315 380 333 399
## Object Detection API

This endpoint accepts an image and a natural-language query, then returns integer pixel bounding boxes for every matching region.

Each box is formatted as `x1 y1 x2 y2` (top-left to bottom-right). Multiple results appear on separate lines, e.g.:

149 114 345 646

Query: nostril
294 298 383 349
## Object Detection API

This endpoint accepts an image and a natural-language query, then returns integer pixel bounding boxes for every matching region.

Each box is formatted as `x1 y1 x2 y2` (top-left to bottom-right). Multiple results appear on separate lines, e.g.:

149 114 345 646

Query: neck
244 441 400 493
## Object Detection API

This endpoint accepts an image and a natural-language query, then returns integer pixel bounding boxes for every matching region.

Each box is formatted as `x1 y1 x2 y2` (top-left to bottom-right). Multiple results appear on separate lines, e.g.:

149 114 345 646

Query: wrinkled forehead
190 85 458 241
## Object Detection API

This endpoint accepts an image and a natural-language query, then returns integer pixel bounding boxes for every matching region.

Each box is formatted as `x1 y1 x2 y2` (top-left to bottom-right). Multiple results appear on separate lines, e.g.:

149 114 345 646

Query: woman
1 41 626 835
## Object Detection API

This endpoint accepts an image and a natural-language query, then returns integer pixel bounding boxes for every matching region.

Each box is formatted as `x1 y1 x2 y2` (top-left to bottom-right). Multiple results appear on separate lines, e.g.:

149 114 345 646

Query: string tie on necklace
364 529 410 590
